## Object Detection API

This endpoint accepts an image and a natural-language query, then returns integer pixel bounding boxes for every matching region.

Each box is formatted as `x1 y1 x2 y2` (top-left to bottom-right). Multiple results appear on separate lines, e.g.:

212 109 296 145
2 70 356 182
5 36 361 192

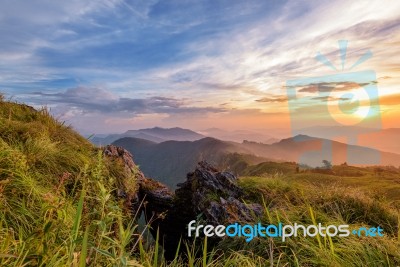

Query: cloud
255 96 288 103
31 87 225 115
298 82 371 93
379 93 400 106
311 96 350 102
1 0 400 132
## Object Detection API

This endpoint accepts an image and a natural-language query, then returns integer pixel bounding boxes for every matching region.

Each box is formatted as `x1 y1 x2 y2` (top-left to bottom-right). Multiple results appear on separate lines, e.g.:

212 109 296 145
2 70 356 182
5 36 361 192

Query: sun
354 106 370 119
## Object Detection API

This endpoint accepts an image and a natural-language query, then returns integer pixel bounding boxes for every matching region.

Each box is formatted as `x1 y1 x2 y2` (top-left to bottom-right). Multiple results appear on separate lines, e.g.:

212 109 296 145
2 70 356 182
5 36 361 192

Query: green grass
234 176 400 266
241 160 400 207
0 97 399 266
0 100 142 266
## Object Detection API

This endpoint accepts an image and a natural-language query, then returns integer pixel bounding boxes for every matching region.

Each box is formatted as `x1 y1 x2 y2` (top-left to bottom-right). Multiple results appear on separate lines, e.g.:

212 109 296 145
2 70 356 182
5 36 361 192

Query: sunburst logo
316 40 372 71
316 40 380 126
286 40 381 166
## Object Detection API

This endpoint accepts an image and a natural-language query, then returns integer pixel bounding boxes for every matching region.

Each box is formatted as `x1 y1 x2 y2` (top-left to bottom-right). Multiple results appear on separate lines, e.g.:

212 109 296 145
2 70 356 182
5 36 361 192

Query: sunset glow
0 0 399 135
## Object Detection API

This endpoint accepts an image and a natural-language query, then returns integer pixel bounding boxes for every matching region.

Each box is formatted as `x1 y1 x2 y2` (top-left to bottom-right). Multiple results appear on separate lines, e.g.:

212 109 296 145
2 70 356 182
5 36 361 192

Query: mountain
200 128 278 144
241 134 400 167
297 125 379 137
92 127 281 146
91 127 205 145
113 134 400 188
358 128 400 154
298 126 400 154
112 137 253 188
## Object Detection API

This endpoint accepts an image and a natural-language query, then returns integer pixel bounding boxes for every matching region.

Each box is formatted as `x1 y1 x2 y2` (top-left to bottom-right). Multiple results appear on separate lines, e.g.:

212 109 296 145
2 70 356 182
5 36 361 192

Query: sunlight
354 106 370 119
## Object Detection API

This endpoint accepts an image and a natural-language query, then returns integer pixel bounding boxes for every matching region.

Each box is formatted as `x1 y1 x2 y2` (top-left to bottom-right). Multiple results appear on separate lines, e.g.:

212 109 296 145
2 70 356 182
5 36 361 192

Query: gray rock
103 146 262 260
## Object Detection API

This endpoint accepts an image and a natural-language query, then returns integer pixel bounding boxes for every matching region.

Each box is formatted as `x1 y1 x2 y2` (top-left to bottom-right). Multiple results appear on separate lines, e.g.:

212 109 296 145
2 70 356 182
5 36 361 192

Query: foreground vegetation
0 96 399 266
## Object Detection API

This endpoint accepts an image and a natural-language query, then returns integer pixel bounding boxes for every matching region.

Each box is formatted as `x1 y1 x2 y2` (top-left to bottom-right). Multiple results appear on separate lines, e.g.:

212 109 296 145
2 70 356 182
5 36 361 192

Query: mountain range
91 127 205 145
112 137 254 188
241 134 400 167
297 126 400 154
91 127 281 145
199 128 279 144
113 133 400 188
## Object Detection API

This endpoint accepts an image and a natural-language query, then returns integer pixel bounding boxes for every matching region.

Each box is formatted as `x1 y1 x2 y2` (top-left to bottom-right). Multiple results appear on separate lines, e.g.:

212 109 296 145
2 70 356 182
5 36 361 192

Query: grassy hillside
234 176 400 266
0 98 142 266
238 161 400 207
1 96 399 266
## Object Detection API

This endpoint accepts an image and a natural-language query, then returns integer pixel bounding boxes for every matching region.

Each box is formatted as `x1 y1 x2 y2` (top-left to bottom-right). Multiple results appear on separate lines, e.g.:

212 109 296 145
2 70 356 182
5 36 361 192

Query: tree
322 160 332 169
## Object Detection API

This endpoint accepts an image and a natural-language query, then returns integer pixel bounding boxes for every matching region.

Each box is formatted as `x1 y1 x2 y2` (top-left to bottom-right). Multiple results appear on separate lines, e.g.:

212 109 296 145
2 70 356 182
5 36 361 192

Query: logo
286 40 381 166
188 221 384 242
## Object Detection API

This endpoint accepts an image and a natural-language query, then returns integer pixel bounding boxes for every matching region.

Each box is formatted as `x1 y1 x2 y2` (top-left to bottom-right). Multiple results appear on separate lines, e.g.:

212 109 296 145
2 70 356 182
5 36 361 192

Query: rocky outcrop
103 145 145 181
157 161 263 259
103 145 263 260
175 161 263 225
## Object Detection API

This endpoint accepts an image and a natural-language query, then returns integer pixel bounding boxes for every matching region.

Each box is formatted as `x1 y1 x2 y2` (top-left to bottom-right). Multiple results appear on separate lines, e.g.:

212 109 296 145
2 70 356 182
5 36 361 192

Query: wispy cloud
31 87 225 116
0 0 399 132
297 82 372 93
255 96 288 103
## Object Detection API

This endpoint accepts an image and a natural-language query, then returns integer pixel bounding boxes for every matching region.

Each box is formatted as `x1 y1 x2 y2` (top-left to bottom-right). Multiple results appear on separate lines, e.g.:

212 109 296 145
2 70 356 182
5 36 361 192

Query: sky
0 0 399 135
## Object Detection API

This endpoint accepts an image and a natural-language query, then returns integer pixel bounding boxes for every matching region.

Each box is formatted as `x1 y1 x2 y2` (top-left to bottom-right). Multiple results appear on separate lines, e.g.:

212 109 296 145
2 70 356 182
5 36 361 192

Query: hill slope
0 99 141 266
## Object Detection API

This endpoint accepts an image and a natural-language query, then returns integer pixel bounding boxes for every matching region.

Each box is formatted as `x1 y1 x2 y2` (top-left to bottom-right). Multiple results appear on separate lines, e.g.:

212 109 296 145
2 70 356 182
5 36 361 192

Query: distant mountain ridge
91 127 280 145
200 128 279 143
113 134 400 188
241 134 400 167
91 127 205 145
298 126 400 154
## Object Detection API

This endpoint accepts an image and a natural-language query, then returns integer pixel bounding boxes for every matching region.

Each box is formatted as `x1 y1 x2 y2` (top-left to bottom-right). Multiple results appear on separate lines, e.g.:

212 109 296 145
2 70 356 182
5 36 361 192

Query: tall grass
1 99 399 266
0 101 143 266
234 176 400 266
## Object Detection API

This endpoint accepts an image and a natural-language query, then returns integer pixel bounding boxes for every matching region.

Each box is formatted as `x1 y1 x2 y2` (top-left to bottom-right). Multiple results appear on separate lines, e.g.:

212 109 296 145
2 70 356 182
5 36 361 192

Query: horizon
1 1 400 136
89 125 398 137
88 125 400 159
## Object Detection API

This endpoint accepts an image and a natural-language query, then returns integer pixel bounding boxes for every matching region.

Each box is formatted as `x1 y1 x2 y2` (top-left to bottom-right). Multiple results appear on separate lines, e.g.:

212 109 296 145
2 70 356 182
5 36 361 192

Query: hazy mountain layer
91 127 205 145
113 134 400 187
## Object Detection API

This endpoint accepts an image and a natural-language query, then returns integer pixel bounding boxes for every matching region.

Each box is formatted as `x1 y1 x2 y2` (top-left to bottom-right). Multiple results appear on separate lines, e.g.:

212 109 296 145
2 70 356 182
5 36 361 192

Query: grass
0 99 142 266
0 97 399 266
235 176 400 266
240 160 400 207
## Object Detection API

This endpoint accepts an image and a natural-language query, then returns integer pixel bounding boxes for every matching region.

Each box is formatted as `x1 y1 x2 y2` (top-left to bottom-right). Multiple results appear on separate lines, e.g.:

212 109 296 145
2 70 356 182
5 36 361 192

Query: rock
145 160 263 260
103 145 145 181
102 145 173 218
174 161 262 225
102 146 262 260
103 145 144 213
139 178 173 217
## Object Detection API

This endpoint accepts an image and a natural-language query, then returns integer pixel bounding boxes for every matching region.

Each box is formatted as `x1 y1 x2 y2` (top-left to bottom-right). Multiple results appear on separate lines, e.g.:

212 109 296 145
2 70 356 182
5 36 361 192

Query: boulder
103 145 262 260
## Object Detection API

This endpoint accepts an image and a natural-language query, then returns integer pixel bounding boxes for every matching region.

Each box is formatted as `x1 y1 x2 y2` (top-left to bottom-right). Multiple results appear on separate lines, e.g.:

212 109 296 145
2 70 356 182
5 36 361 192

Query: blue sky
1 0 400 134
